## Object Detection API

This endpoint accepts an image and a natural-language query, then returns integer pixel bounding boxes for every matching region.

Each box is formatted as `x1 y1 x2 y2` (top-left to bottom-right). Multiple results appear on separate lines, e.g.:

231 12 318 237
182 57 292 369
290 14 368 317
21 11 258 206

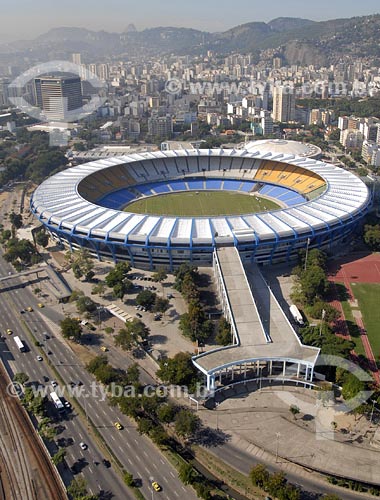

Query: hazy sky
1 0 379 42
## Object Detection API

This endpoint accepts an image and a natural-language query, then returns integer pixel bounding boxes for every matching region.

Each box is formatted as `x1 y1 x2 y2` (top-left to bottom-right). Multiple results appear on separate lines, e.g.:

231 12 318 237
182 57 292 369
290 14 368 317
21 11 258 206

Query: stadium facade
30 148 371 270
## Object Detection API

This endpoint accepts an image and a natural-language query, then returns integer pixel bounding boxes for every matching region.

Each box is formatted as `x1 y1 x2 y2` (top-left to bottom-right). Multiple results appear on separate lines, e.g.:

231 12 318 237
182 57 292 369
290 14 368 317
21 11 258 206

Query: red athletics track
328 252 380 385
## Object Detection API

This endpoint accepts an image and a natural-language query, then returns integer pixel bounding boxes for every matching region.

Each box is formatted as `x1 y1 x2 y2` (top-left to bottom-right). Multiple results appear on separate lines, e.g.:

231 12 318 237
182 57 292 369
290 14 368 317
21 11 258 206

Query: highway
0 254 197 500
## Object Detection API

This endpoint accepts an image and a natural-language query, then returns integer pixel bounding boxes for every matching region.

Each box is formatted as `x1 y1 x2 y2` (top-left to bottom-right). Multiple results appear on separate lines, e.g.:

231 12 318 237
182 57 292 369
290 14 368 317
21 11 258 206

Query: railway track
0 363 67 500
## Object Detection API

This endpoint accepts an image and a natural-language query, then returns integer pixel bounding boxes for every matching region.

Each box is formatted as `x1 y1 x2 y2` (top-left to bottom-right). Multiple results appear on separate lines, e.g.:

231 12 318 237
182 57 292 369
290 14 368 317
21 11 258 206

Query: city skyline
1 0 380 43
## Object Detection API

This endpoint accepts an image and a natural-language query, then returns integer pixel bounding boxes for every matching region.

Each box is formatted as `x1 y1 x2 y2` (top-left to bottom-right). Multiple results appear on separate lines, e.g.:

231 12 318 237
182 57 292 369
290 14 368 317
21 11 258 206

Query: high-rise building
272 85 295 123
34 76 83 121
260 110 273 136
72 53 82 66
148 114 173 138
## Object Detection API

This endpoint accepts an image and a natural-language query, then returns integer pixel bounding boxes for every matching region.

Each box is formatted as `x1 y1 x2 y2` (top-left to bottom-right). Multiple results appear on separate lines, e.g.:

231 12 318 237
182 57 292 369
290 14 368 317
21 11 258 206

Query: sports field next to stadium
125 191 281 216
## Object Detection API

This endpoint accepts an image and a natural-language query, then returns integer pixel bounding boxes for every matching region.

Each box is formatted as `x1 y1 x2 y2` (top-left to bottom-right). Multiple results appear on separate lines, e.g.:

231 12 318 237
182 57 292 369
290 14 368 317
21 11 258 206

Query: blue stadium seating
240 181 256 192
223 179 243 190
205 179 223 190
187 179 204 190
169 180 187 191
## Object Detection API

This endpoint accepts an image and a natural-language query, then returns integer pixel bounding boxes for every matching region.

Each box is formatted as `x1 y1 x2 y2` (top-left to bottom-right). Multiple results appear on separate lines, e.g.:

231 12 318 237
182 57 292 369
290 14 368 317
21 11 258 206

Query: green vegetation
59 317 82 342
215 317 232 346
125 191 280 216
157 352 199 388
363 224 380 250
3 237 42 269
104 261 133 299
250 463 300 500
352 283 380 357
335 283 365 356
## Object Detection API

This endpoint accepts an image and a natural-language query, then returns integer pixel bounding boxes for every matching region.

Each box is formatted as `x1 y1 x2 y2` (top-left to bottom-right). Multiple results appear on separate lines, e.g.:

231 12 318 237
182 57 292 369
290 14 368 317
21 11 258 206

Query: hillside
1 14 380 65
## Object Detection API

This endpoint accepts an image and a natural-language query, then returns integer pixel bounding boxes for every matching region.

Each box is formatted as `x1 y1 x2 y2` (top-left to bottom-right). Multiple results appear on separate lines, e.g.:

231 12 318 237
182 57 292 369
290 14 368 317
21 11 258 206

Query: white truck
289 304 304 326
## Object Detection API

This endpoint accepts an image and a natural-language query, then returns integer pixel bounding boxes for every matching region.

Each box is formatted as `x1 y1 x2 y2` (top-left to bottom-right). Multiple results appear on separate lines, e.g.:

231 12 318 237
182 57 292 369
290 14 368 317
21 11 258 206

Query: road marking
181 486 187 492
88 466 93 473
174 492 179 497
143 450 148 458
169 471 175 478
110 435 116 441
135 454 141 463
162 476 169 483
118 445 124 453
127 457 132 465
160 459 165 465
152 462 158 470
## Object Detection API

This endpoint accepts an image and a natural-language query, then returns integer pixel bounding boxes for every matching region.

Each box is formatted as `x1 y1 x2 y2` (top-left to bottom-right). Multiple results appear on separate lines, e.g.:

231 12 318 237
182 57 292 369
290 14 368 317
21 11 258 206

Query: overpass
192 247 319 391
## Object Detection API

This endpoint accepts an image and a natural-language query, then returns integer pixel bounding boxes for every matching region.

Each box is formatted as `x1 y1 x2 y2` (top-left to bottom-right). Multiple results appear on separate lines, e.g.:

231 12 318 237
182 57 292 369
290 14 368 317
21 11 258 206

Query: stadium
30 147 371 271
30 146 371 390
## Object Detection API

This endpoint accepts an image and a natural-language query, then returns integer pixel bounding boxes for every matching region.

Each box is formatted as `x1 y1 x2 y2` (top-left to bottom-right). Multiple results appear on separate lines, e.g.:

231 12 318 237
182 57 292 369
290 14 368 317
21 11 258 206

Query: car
6 329 12 335
77 381 83 386
136 313 142 318
69 381 76 387
102 458 111 468
100 346 108 352
26 307 33 312
44 333 50 339
51 380 58 387
20 309 25 314
114 422 123 430
37 303 44 308
43 376 49 382
64 401 71 409
152 481 161 492
79 442 87 450
167 293 174 299
36 355 43 361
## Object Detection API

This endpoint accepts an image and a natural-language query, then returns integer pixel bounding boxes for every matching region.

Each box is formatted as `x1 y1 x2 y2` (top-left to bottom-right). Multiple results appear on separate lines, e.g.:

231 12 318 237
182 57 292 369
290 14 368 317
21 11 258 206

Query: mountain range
1 14 380 66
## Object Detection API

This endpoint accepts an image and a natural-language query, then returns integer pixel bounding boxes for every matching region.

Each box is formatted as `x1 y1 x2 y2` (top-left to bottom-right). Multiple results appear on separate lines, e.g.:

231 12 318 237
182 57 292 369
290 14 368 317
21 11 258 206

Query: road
0 255 197 500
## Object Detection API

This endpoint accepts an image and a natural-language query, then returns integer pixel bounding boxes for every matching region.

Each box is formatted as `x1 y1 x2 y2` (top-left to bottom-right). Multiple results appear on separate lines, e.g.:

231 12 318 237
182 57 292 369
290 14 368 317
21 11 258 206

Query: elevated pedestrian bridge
192 247 319 390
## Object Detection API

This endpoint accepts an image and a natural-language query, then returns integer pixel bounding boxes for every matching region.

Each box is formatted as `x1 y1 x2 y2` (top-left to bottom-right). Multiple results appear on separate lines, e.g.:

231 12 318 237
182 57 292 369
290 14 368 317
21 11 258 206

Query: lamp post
319 308 326 336
370 399 377 424
304 237 311 271
215 401 220 430
275 432 281 463
259 366 263 391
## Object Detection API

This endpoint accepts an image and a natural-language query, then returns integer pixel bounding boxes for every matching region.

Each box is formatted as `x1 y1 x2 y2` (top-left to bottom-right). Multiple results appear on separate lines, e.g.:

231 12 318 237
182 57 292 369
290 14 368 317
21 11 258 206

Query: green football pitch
125 191 281 216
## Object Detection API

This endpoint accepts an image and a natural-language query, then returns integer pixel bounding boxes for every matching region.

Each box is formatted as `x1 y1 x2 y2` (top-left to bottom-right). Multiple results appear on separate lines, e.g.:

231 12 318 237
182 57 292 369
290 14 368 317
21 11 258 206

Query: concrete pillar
256 361 259 376
282 361 286 377
244 364 247 379
231 366 234 381
297 363 300 378
269 360 273 375
304 365 308 380
219 372 222 384
309 366 314 382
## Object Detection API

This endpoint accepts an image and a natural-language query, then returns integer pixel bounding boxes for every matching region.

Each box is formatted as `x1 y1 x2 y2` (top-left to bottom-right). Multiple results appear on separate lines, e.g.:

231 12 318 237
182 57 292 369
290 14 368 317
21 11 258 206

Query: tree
299 265 329 304
174 263 198 292
67 477 88 499
174 409 201 438
14 372 29 385
153 296 170 314
51 448 66 466
136 289 156 309
125 318 150 341
126 363 140 385
137 417 154 435
113 280 133 299
364 224 380 250
157 352 198 386
60 317 82 341
9 212 23 229
105 262 131 287
86 355 108 375
35 230 49 247
266 471 287 497
307 301 339 323
152 267 167 285
157 403 177 423
215 317 232 346
290 405 300 419
92 282 106 297
178 463 197 485
342 373 365 401
179 300 212 343
76 295 97 314
114 328 135 351
123 471 135 487
249 463 270 488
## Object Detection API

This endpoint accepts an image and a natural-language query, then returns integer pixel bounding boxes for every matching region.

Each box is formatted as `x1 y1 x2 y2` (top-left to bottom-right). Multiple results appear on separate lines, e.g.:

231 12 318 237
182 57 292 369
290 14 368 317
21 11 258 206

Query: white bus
289 304 304 326
14 336 25 352
50 391 65 412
